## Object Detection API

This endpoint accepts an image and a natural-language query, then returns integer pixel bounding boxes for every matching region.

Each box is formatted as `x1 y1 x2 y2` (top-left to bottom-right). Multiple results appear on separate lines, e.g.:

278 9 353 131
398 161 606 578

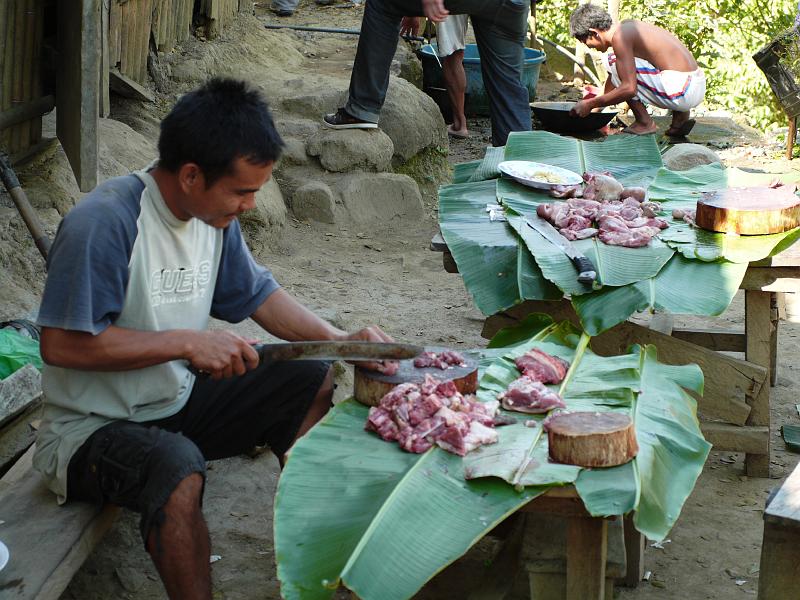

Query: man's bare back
615 20 697 73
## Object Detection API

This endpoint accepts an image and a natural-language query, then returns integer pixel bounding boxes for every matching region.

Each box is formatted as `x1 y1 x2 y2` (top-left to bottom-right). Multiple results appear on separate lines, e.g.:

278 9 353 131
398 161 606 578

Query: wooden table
758 460 800 598
432 236 800 477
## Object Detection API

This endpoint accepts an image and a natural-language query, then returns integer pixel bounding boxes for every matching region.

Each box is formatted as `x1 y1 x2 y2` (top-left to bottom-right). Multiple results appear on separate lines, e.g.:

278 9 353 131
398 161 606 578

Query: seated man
323 0 531 147
33 78 392 599
401 13 470 138
568 4 706 136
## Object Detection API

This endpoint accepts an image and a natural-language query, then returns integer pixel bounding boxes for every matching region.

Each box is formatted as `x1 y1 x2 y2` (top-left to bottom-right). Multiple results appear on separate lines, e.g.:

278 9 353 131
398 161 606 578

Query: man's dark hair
569 4 613 41
158 78 284 187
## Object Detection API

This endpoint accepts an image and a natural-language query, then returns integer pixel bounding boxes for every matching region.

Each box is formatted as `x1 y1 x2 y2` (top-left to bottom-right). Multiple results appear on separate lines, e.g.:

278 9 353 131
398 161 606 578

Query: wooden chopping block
696 186 800 234
354 347 479 407
547 412 638 467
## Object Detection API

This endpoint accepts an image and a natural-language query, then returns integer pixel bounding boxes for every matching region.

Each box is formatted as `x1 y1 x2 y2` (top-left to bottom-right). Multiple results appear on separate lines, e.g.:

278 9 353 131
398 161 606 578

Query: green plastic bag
0 329 43 380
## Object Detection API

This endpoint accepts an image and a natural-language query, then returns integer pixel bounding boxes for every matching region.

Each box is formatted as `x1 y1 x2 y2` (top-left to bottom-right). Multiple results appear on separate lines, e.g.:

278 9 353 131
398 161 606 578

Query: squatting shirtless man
568 4 706 136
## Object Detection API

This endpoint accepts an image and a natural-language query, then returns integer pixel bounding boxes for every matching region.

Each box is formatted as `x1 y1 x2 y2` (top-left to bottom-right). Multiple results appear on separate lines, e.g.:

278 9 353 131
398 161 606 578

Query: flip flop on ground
620 126 657 135
447 125 469 139
665 118 696 137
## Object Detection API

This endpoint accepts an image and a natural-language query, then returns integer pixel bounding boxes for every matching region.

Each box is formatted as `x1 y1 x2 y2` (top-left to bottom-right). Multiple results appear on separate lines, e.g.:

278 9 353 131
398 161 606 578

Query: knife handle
571 256 597 285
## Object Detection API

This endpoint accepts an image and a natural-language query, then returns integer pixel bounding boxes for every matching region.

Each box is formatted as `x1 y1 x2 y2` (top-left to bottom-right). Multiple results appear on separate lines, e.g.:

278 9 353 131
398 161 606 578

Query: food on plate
365 374 499 455
497 376 566 413
529 170 565 184
514 348 570 384
413 350 467 370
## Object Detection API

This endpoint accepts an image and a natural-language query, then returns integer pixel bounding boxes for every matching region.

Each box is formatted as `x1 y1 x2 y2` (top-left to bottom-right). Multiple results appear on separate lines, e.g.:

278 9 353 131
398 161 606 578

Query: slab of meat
498 376 566 414
582 172 624 202
365 374 499 456
514 348 570 384
414 350 467 370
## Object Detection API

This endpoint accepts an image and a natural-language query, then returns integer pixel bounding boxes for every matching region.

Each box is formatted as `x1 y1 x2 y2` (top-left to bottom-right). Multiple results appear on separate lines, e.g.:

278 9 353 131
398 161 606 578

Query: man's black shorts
66 359 330 544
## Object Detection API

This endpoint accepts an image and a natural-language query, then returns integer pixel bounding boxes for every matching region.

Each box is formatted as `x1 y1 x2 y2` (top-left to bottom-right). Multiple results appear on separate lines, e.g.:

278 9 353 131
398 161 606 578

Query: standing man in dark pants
323 0 532 146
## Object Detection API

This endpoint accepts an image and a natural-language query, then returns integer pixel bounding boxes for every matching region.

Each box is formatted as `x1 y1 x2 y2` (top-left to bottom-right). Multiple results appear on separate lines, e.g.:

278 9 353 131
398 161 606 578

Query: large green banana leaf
275 317 709 599
466 315 710 540
572 254 748 335
647 164 800 262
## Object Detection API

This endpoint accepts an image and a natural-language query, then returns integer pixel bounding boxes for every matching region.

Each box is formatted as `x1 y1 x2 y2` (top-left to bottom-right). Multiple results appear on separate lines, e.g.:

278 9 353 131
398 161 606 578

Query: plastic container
419 43 546 117
754 27 800 119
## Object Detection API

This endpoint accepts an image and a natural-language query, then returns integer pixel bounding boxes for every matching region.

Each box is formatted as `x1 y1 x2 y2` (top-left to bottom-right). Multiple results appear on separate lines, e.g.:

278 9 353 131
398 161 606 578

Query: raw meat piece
498 376 566 414
365 374 499 455
549 184 583 199
514 348 570 384
560 227 598 241
414 350 467 370
582 172 624 202
620 187 646 202
375 360 400 376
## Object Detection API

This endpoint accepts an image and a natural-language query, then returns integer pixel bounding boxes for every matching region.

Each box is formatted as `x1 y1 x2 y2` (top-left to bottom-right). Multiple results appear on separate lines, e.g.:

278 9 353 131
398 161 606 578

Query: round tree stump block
547 412 638 467
354 347 478 407
696 186 800 234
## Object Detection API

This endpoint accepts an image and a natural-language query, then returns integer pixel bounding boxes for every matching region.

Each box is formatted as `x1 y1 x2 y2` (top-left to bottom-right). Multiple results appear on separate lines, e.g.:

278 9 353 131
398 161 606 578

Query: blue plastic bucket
419 43 546 117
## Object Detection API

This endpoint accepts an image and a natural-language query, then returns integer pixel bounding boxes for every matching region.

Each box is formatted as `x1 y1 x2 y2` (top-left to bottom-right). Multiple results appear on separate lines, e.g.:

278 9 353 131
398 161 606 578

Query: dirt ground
1 1 799 598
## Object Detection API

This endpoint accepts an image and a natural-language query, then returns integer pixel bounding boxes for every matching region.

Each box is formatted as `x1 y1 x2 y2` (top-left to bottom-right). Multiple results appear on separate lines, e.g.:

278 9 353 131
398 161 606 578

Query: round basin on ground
532 101 617 134
419 44 546 118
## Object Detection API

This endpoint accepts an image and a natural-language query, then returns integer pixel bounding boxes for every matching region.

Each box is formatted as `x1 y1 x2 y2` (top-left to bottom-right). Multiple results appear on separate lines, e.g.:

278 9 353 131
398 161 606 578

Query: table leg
566 517 608 600
757 521 800 599
621 513 644 587
745 290 773 477
770 294 780 386
787 116 797 161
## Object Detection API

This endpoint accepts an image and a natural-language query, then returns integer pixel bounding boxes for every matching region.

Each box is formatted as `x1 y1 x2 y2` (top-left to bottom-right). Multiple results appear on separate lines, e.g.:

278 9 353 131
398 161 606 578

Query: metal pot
532 101 617 134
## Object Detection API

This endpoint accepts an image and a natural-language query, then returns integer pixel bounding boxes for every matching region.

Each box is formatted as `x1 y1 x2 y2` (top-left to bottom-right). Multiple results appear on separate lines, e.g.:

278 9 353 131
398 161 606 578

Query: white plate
0 540 8 572
498 161 582 190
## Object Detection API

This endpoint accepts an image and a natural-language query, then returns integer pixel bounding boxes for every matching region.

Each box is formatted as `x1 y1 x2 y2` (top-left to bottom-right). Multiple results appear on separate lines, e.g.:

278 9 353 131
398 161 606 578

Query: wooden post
566 517 607 599
788 116 797 161
621 513 644 587
744 290 773 477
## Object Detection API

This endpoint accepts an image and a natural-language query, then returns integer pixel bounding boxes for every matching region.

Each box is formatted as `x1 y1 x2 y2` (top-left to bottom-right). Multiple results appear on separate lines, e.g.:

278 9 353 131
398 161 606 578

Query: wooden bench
757 462 800 599
0 449 119 599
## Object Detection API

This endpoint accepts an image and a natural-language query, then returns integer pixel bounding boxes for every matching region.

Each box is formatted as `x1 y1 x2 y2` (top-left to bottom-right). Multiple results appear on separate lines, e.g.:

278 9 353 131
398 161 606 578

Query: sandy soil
0 2 798 598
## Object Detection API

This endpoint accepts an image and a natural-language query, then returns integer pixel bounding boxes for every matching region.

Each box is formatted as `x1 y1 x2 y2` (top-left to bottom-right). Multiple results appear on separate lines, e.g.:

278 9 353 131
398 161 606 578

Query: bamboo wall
109 0 250 85
0 0 45 156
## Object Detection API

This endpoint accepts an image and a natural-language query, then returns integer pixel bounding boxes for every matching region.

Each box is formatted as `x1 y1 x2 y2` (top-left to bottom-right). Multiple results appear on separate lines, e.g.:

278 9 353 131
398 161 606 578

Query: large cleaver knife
254 341 423 362
524 214 598 286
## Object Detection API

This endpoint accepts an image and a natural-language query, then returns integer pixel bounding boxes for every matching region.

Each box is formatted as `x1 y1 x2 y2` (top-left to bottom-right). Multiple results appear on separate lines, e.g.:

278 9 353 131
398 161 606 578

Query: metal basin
532 101 617 134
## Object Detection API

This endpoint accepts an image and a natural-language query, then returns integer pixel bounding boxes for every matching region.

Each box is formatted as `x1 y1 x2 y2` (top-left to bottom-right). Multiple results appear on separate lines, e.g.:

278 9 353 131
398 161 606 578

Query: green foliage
534 0 798 130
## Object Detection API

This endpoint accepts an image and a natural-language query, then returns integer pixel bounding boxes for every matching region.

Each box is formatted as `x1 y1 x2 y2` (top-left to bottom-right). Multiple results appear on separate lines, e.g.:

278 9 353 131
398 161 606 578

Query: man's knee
166 472 205 512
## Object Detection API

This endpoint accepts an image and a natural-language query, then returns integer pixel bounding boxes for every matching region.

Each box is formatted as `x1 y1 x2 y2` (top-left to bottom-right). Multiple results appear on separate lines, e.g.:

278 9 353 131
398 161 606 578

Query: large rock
662 143 721 171
290 181 336 224
98 118 158 179
381 76 448 162
335 173 424 228
239 177 287 249
306 129 394 173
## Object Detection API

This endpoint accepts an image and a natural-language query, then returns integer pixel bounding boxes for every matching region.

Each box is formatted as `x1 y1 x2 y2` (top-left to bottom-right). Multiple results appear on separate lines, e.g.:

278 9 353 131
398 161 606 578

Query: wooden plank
745 290 773 477
670 327 746 352
0 364 41 427
757 521 800 599
10 0 26 153
699 423 769 454
741 267 800 292
566 517 607 599
109 0 122 66
100 0 111 117
648 312 673 335
771 293 780 386
1 0 14 151
28 0 44 147
0 402 39 478
119 0 131 78
765 463 800 528
109 67 154 101
0 449 120 600
751 243 800 268
57 0 100 191
621 513 643 588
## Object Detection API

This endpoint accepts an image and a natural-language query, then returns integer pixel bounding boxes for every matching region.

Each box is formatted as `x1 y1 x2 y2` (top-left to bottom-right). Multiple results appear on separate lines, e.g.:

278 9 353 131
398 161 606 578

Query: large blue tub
419 43 546 117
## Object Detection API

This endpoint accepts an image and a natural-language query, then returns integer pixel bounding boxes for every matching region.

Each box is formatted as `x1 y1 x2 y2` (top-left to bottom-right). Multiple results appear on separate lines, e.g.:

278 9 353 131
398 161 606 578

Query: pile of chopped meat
413 350 467 370
538 171 668 248
497 348 569 414
366 374 499 455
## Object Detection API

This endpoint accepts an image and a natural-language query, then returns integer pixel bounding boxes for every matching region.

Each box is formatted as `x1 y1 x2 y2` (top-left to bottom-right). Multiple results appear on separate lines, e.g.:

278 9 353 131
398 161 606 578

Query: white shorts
603 53 706 112
436 14 469 58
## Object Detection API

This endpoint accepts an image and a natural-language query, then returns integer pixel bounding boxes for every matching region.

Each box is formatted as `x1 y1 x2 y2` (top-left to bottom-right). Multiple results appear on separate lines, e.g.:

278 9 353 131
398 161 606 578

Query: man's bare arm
40 325 259 379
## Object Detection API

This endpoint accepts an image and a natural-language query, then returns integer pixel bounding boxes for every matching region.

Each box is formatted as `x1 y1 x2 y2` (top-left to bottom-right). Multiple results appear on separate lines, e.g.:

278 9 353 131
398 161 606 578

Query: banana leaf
467 145 506 182
274 316 709 599
468 315 710 540
503 131 664 187
453 160 481 184
572 254 749 335
648 164 800 262
437 180 521 315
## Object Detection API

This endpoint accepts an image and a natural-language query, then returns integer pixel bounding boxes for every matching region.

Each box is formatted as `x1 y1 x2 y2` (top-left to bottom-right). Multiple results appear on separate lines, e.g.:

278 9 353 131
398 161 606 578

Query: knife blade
254 341 423 363
523 214 599 285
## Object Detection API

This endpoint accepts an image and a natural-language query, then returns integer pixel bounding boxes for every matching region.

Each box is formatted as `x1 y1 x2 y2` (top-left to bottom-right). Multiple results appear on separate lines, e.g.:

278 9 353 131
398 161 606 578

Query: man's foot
447 124 469 139
323 108 378 130
620 121 658 135
665 118 696 137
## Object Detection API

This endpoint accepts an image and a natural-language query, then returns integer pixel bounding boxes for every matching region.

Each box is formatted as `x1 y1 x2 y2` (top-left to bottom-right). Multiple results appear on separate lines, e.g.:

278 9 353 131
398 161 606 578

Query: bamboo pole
11 0 26 153
119 0 131 78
